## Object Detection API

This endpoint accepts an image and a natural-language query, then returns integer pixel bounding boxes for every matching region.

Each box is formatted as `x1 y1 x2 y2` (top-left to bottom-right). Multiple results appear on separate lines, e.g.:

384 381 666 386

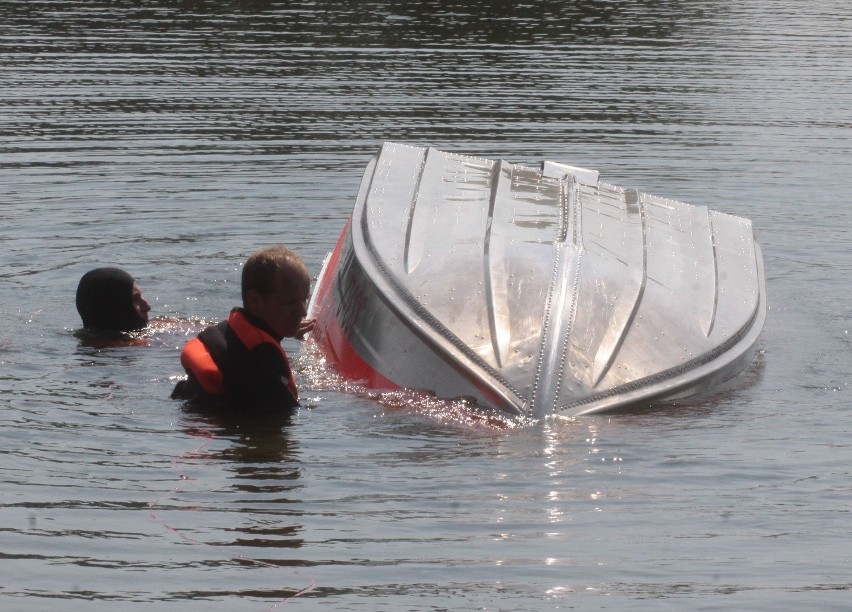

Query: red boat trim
311 218 398 390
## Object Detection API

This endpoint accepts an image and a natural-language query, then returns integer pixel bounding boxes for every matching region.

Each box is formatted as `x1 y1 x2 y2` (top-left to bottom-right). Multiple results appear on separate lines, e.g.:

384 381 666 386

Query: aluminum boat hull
309 142 766 418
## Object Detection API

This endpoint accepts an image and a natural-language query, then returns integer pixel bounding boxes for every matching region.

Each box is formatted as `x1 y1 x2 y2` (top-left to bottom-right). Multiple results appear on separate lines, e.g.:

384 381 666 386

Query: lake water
1 1 850 609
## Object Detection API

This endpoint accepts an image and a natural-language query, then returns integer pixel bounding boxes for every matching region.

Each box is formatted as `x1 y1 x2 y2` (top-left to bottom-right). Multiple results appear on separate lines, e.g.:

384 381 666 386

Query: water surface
1 1 850 609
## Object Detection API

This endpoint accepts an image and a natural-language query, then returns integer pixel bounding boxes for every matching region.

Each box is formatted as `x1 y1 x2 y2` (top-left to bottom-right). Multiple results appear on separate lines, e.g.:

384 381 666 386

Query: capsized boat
308 142 766 418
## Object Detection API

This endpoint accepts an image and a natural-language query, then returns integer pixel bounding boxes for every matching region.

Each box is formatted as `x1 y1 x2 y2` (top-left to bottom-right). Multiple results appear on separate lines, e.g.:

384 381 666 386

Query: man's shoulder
197 319 231 351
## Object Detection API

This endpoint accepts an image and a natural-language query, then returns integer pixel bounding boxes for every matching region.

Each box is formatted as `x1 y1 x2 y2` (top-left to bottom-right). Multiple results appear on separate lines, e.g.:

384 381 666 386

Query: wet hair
75 267 146 332
241 246 309 304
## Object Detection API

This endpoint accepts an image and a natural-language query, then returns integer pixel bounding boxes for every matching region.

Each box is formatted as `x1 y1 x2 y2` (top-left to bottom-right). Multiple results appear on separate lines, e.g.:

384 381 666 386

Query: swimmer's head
241 246 310 340
76 267 151 332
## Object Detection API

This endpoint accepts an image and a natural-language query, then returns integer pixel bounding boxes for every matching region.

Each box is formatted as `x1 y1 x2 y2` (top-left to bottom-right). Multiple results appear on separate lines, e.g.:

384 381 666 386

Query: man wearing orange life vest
171 246 315 414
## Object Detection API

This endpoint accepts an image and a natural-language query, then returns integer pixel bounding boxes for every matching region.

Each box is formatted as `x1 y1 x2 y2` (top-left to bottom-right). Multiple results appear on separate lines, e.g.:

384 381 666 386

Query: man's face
254 274 310 339
131 282 151 325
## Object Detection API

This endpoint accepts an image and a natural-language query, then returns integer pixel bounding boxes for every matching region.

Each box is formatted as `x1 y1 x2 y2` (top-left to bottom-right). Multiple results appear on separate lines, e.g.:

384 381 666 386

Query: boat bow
310 142 766 417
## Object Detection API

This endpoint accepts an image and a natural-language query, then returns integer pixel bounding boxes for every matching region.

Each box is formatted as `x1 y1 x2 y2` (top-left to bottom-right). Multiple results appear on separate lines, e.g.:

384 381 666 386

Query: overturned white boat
308 142 766 418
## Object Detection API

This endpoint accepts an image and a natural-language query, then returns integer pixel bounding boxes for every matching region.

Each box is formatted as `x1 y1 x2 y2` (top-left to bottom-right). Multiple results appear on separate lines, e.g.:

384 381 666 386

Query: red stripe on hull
311 219 398 390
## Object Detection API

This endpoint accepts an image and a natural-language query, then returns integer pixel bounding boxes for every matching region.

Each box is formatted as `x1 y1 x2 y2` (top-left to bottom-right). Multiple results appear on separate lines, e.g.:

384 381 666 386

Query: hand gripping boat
308 142 766 418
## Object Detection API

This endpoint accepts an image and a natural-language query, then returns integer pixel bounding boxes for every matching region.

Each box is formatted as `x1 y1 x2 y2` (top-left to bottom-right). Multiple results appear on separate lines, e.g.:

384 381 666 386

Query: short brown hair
241 246 309 304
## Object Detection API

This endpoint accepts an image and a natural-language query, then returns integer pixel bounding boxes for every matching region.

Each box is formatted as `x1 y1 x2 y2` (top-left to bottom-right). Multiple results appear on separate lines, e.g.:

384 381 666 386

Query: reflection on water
172 420 303 546
147 410 311 600
0 0 740 169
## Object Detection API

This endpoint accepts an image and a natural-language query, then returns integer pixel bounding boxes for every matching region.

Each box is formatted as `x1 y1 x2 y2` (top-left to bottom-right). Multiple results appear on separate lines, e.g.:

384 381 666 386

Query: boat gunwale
568 241 767 416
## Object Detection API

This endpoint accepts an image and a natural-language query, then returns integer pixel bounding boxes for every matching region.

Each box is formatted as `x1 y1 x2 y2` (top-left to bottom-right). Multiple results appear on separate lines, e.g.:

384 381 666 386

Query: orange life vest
179 309 298 401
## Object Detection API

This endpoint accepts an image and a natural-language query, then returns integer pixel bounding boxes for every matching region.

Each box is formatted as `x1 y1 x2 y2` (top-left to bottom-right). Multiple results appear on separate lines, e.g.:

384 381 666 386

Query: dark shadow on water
179 402 298 465
169 403 307 559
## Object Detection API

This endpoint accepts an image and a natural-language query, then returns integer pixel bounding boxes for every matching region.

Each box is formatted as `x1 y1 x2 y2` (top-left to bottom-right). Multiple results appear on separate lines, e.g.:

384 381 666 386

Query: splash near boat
308 142 766 418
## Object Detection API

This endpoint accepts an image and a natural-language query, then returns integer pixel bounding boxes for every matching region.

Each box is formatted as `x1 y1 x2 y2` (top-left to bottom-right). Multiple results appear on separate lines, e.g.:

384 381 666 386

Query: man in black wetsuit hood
75 267 151 333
